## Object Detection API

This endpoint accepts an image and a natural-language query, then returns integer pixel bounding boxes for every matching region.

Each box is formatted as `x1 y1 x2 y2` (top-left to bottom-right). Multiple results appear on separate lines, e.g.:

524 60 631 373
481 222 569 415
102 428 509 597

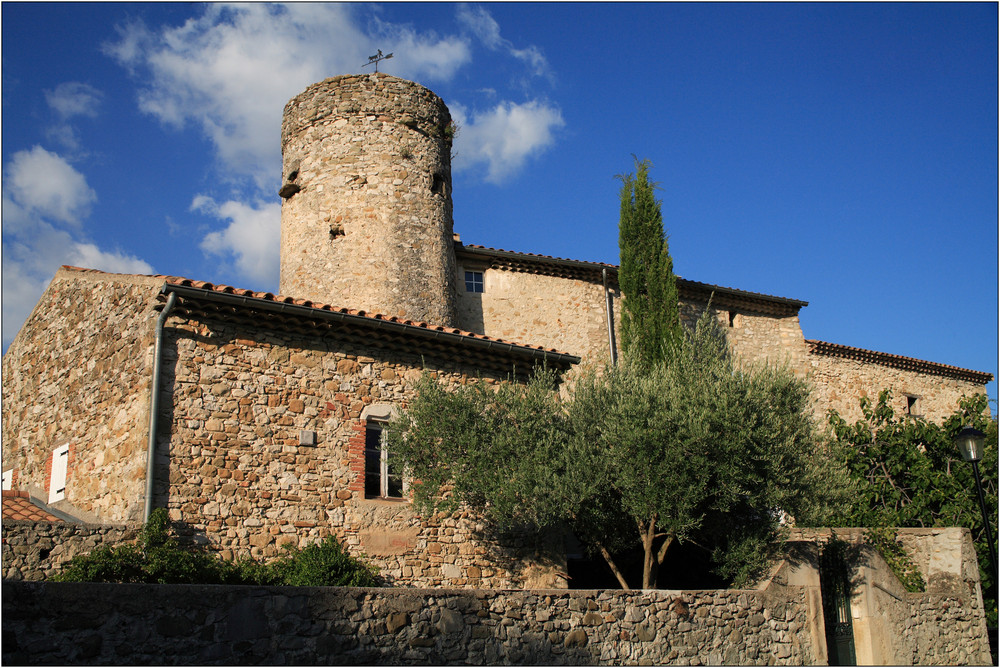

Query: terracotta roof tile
454 244 809 309
2 490 63 522
58 266 577 360
806 340 993 385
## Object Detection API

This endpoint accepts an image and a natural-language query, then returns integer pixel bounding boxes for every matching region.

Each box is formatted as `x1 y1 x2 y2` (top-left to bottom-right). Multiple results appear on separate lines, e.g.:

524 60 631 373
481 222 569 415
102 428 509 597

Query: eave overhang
159 281 581 377
807 339 993 385
455 243 808 317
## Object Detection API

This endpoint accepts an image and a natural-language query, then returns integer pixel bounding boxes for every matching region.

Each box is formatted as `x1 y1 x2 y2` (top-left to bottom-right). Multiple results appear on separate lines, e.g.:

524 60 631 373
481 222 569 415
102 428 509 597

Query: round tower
279 73 457 326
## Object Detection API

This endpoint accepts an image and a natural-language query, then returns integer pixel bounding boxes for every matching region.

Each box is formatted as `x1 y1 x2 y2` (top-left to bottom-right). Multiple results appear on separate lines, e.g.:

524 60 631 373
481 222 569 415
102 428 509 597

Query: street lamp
954 425 997 580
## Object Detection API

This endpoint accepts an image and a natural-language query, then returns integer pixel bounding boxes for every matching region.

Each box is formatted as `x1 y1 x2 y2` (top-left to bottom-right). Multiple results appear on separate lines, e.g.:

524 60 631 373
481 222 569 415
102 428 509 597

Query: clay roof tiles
157 273 569 354
58 266 578 364
806 339 993 385
2 490 63 522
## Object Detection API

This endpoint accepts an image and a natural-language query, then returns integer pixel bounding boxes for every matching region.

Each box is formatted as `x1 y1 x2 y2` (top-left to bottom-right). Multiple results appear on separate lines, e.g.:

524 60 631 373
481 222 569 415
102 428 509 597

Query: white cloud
45 82 103 119
193 195 281 286
2 151 152 348
1 219 153 347
3 146 96 226
456 5 550 78
452 101 565 183
106 4 472 190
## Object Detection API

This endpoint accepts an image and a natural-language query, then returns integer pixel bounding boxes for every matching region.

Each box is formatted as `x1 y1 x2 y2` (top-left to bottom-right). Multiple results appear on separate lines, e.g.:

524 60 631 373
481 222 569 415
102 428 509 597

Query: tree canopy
389 313 847 590
617 158 682 368
827 391 997 626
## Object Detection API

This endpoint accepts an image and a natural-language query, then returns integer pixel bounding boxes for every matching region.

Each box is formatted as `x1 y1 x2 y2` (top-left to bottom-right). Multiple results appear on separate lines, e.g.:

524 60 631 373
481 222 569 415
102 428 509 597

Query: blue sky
3 3 997 403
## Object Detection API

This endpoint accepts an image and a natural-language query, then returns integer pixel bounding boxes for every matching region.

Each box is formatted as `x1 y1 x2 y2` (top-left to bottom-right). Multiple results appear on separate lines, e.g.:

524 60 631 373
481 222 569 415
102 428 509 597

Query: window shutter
48 444 70 503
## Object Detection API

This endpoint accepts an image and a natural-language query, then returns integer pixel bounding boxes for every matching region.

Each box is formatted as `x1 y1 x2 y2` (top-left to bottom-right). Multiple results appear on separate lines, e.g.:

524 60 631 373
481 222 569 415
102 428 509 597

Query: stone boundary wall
2 519 138 581
787 527 991 665
2 581 817 665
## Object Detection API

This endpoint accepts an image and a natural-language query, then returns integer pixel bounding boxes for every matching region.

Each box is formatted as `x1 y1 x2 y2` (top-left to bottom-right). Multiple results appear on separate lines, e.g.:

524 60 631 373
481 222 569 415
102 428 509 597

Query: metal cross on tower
364 49 393 73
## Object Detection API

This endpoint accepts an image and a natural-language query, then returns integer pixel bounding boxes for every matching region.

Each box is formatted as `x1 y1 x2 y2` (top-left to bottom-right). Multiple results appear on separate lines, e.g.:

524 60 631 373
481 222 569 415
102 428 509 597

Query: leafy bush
828 392 996 625
864 527 925 593
53 509 233 584
53 509 379 587
266 537 379 587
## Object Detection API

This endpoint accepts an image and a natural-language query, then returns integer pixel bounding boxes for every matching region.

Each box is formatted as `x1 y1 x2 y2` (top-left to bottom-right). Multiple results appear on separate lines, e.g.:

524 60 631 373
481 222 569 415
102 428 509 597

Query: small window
364 424 403 499
464 270 484 293
905 394 921 417
2 470 12 491
49 444 70 503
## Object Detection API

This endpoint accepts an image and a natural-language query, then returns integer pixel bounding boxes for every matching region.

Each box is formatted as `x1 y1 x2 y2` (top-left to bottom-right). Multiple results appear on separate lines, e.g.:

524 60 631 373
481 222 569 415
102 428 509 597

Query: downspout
144 291 177 523
602 268 619 365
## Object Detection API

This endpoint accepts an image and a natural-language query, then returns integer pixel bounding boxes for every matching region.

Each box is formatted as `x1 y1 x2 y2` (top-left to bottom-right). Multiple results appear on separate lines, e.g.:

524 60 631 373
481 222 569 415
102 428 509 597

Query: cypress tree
617 158 682 368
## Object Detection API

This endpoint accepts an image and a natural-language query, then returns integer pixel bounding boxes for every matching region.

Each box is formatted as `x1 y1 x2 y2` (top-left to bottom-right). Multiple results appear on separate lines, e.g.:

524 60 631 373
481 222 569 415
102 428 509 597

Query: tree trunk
640 516 658 589
595 539 631 590
653 533 675 589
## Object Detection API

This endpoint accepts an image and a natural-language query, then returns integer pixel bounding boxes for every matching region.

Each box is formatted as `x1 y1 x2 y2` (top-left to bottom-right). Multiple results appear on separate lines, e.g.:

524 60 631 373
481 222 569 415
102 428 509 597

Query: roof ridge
806 339 993 382
454 244 808 307
60 265 569 355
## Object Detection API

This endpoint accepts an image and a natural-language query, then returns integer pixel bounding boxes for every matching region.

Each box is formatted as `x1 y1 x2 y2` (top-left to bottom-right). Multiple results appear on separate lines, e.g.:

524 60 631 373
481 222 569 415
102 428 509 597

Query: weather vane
364 49 393 73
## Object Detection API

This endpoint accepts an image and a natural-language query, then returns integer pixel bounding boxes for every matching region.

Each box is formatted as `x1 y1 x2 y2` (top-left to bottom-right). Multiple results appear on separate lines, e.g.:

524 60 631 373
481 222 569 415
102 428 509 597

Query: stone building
1 73 992 589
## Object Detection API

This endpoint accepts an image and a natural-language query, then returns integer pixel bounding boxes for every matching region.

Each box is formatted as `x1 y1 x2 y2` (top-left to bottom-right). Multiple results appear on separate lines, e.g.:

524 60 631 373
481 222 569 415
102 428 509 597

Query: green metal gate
820 543 857 666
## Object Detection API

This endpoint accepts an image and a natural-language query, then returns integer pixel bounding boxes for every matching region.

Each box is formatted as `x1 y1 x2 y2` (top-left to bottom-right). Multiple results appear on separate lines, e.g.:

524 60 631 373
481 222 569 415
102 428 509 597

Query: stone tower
279 73 458 326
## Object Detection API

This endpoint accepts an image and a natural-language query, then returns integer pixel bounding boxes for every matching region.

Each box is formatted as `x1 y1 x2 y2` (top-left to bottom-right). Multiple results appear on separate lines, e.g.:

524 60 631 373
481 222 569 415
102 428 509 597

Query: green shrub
266 537 379 587
864 527 925 593
52 509 379 587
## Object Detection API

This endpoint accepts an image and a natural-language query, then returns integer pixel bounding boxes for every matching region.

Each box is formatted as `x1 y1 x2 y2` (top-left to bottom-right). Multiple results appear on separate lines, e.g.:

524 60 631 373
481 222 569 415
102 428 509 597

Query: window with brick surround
364 423 403 499
2 469 13 491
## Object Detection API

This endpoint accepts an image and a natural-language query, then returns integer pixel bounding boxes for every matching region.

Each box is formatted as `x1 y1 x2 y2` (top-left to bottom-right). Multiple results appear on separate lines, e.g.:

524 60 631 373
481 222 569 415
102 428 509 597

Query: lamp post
954 425 997 580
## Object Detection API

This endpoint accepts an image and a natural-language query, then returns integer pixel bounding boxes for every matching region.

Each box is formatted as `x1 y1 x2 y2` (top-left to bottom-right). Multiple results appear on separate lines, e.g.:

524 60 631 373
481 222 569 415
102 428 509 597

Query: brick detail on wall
347 421 367 494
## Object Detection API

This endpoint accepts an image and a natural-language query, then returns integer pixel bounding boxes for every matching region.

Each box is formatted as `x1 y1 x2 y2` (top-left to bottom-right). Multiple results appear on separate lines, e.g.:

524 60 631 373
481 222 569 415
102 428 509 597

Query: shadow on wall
456 288 485 337
1 582 599 665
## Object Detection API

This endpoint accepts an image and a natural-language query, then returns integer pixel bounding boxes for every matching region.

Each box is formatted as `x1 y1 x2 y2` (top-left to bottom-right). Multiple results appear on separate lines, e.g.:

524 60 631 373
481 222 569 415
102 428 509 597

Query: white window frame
2 469 12 491
464 270 484 293
364 422 405 499
49 443 70 503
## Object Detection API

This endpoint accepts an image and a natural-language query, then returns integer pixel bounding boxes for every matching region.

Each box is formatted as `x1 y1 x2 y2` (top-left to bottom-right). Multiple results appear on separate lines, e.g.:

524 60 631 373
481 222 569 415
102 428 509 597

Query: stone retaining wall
1 582 817 665
2 519 138 581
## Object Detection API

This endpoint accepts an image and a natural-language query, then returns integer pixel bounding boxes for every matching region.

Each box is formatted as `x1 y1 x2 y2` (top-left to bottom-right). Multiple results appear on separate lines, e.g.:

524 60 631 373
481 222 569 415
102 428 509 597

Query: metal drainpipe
602 268 618 365
144 290 177 523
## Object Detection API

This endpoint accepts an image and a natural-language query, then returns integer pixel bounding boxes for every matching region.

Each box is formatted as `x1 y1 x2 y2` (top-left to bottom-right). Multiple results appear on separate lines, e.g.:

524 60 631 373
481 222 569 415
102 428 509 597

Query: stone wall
806 351 986 423
1 269 162 523
680 300 811 376
455 265 617 370
1 519 138 581
279 73 458 326
4 524 988 664
156 307 565 589
1 581 817 665
455 263 811 378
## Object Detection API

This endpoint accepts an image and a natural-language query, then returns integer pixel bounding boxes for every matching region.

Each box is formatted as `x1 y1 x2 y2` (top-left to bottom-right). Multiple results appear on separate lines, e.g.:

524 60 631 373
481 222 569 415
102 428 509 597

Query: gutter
160 283 581 368
144 290 177 523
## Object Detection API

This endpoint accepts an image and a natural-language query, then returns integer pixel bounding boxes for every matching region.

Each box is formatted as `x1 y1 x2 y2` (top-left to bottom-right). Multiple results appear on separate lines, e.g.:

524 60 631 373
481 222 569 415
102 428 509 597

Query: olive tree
388 313 846 589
